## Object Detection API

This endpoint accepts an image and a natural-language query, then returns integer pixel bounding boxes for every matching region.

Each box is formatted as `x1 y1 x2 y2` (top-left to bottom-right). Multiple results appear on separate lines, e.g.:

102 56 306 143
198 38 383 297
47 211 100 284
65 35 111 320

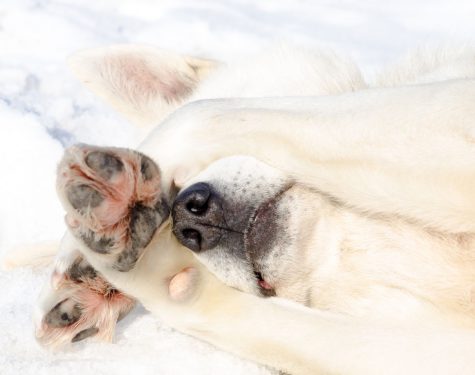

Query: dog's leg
193 291 475 375
35 143 172 348
111 265 475 375
142 79 475 233
52 143 199 324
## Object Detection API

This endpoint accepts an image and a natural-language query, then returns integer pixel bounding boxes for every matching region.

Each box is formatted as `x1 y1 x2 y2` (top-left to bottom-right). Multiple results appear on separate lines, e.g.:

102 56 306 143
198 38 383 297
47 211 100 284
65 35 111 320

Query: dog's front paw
35 252 136 348
57 144 169 271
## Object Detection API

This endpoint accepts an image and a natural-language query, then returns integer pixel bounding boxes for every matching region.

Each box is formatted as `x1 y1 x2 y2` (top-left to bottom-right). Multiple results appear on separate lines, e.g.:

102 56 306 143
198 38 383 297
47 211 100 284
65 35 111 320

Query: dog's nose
172 183 224 252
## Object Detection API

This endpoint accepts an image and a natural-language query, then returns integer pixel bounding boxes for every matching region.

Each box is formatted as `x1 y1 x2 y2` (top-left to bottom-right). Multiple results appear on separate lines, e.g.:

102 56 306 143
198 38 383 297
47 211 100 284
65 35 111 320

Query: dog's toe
66 184 104 211
85 151 124 181
44 298 82 328
71 327 99 343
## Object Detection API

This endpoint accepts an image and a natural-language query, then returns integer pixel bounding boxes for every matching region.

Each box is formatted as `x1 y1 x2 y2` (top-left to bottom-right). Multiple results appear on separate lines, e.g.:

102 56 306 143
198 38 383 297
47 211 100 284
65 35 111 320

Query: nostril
181 228 202 251
184 188 210 216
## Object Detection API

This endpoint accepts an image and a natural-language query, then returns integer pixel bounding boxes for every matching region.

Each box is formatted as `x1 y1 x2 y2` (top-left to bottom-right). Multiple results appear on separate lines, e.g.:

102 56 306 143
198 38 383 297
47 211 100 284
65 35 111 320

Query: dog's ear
68 45 218 128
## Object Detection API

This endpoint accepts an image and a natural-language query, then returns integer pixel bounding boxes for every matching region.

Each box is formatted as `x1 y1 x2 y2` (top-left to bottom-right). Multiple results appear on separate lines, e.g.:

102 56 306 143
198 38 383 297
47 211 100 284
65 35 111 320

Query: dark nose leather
172 183 224 252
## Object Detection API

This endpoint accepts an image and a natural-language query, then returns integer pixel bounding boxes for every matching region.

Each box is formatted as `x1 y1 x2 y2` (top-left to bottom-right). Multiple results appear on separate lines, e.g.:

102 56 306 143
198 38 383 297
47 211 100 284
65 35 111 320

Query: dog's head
67 44 364 133
31 45 365 348
172 156 324 300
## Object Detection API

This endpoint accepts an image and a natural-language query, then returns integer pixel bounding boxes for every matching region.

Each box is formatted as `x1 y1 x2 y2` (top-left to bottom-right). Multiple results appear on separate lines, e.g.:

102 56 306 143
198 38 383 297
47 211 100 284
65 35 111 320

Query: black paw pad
68 256 98 282
114 247 139 272
82 231 116 254
67 184 103 211
140 155 159 181
85 151 123 181
44 299 82 328
112 204 163 272
130 204 160 250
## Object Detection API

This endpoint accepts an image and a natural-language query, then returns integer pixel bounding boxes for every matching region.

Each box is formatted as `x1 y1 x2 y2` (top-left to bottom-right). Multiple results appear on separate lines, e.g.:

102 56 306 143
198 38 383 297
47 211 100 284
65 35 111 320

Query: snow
1 0 474 373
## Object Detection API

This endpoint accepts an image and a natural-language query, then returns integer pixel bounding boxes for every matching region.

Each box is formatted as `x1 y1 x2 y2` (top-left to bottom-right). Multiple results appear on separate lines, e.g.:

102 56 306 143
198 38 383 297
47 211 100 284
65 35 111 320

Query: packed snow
1 0 475 373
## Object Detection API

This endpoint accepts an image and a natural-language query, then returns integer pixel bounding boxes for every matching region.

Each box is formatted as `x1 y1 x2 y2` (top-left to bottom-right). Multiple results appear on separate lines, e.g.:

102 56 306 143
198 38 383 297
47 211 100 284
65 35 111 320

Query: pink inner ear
104 55 194 104
159 74 194 104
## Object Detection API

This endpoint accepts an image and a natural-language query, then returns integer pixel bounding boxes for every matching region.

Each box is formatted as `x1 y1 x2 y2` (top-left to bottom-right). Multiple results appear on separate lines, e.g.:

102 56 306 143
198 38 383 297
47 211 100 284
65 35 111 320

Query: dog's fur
28 44 475 374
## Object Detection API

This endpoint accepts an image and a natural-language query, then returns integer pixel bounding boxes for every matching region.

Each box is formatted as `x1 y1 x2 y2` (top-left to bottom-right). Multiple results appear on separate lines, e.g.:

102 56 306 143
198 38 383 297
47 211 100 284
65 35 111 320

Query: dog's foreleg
143 79 475 233
179 287 475 375
2 240 60 269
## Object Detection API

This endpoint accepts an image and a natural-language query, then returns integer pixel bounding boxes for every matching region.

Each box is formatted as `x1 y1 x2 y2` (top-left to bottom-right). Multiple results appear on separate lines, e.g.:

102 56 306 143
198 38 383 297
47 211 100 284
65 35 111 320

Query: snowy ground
1 0 475 374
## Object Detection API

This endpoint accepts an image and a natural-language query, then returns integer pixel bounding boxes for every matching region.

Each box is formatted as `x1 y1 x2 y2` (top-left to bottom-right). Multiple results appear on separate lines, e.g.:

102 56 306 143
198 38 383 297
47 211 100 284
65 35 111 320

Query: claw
35 323 46 339
72 327 99 343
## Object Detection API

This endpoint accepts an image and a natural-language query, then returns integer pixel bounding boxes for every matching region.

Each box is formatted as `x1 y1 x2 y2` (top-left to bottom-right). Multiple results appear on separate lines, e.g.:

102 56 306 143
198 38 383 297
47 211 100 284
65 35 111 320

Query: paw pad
56 144 169 271
37 254 136 348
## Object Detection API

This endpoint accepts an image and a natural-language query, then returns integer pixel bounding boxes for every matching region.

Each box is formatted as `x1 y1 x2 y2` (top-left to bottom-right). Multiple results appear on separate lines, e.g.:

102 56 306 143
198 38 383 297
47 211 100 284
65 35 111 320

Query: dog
28 44 475 374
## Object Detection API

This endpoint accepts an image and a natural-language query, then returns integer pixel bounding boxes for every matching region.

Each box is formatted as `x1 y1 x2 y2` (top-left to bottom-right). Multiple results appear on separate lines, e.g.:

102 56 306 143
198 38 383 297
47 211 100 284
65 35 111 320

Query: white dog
27 44 475 374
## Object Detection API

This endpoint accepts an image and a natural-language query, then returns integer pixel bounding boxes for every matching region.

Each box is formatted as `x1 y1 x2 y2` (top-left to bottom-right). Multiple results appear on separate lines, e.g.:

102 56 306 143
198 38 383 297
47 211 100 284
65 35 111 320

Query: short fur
26 44 475 374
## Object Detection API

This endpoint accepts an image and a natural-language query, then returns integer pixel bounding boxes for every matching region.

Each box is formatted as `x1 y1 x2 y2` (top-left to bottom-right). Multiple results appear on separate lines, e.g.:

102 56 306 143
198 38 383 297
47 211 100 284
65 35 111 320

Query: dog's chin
244 185 293 297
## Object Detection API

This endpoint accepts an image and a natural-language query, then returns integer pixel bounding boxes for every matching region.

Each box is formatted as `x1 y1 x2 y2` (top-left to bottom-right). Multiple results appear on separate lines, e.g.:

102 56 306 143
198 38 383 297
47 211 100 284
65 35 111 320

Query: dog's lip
244 184 293 297
244 184 292 246
254 271 276 297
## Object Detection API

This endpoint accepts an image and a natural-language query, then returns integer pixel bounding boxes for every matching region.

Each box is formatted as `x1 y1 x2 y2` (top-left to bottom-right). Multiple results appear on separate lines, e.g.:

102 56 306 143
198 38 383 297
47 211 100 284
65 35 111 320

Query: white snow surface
1 0 475 373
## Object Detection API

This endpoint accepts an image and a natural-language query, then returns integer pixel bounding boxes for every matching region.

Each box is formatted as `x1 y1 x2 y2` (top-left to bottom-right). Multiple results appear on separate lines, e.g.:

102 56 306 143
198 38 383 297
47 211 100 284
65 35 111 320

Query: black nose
172 183 224 252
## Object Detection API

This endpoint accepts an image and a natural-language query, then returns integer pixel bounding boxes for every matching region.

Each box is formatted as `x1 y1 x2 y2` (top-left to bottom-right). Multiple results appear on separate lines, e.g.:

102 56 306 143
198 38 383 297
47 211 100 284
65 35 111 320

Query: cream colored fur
68 45 218 130
28 45 475 374
2 240 58 270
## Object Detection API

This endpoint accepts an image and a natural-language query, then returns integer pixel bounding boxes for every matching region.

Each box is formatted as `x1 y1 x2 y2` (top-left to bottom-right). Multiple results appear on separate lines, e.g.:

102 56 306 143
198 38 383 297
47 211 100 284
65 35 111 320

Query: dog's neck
274 193 475 327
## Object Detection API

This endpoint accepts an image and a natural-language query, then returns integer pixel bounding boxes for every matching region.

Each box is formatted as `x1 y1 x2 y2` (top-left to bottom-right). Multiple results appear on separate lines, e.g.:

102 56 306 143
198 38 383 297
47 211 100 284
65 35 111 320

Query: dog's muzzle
172 183 224 252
